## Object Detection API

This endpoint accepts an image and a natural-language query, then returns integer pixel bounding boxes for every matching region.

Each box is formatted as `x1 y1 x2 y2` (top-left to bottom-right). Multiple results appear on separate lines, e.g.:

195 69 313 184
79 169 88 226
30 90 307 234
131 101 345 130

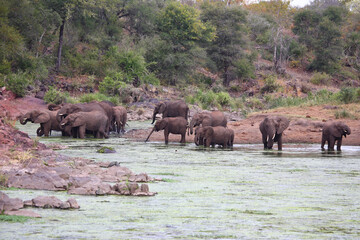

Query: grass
0 215 31 223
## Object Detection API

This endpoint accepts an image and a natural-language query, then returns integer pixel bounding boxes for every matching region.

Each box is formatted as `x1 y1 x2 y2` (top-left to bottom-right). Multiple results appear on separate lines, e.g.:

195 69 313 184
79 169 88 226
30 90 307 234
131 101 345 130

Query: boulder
4 209 41 218
0 191 23 211
32 196 63 208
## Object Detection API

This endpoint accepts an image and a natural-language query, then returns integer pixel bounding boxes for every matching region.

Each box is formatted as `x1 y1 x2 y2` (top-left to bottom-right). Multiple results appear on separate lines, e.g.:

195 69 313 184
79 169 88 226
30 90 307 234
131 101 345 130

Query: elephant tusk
272 134 275 140
61 123 66 126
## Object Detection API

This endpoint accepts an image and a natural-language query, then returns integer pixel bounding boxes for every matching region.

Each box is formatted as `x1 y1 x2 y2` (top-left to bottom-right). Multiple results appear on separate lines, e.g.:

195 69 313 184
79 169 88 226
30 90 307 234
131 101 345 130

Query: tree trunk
223 66 230 87
56 18 66 73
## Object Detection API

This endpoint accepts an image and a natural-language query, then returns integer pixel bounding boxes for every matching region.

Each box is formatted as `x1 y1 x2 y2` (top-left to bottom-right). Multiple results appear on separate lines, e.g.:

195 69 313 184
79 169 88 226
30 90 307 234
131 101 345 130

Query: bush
43 87 67 104
4 71 31 97
261 75 279 94
335 109 351 119
310 72 331 85
79 93 119 106
216 91 231 106
99 72 127 96
336 87 357 104
234 59 256 80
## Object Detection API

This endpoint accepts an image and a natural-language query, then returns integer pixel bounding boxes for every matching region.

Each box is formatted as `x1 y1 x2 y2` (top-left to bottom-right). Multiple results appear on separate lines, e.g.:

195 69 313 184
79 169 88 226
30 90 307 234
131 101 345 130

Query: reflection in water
2 122 360 239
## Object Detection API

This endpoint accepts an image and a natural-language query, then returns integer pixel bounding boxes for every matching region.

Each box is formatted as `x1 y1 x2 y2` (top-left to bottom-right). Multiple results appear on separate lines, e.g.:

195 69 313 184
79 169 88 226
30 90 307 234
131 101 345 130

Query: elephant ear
159 103 166 113
33 112 50 123
159 119 168 130
332 122 346 138
276 117 290 134
72 115 83 127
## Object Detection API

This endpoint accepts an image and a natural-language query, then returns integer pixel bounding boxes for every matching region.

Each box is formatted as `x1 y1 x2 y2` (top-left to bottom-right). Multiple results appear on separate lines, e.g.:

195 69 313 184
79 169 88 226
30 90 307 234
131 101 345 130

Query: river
1 121 360 239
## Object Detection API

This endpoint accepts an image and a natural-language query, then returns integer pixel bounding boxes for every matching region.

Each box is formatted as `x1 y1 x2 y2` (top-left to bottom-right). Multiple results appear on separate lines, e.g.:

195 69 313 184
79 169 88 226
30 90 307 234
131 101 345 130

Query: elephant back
209 111 227 127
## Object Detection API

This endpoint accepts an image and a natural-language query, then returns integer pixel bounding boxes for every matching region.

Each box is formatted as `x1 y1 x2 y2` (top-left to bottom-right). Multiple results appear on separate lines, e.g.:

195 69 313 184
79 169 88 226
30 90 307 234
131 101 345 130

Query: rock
60 201 71 209
128 173 152 182
0 191 23 211
140 184 149 192
4 209 41 218
32 196 63 208
129 183 139 194
23 200 33 207
67 198 80 209
113 182 130 195
107 161 120 168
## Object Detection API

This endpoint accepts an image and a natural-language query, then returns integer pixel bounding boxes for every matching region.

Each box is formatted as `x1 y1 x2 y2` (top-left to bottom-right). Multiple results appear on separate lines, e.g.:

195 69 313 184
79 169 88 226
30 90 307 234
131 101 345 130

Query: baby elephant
145 117 187 144
197 126 231 148
321 121 351 151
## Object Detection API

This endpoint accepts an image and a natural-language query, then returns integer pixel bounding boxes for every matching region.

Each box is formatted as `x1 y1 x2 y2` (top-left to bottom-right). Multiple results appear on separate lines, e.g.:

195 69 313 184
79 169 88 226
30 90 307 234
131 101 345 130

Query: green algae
1 122 359 239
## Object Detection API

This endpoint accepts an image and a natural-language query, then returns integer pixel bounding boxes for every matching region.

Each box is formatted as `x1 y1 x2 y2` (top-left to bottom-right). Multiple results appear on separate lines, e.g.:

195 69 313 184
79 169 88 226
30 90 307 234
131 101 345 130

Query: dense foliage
0 0 358 106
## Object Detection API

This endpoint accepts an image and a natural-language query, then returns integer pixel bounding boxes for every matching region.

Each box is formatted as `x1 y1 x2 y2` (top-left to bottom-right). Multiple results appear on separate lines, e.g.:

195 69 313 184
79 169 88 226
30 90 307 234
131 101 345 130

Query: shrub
99 72 127 96
336 87 357 104
4 71 31 97
44 87 67 104
216 91 231 106
335 109 351 119
79 93 119 106
234 58 256 80
310 72 331 85
261 75 279 94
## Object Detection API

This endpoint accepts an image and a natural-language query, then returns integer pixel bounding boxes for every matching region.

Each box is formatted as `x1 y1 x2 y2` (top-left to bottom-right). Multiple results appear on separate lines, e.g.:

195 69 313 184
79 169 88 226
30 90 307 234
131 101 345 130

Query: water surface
1 122 360 239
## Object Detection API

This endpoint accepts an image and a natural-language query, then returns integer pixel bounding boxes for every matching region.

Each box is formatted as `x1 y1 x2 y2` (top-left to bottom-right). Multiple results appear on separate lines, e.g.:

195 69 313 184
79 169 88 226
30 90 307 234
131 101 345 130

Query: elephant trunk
151 111 157 124
19 115 29 125
189 120 195 135
145 127 155 142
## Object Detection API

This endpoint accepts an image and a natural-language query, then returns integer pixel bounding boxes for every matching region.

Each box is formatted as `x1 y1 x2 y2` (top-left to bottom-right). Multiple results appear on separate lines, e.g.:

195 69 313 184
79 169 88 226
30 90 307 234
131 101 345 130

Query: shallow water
2 122 360 239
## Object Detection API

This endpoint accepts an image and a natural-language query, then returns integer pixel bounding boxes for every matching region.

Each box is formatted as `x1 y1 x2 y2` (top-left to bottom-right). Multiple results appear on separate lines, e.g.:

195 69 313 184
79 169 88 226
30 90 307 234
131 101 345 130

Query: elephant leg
328 137 335 151
180 132 186 144
37 127 44 137
78 126 86 139
336 138 342 151
262 134 268 149
321 133 326 150
43 123 51 137
277 134 283 151
164 129 169 144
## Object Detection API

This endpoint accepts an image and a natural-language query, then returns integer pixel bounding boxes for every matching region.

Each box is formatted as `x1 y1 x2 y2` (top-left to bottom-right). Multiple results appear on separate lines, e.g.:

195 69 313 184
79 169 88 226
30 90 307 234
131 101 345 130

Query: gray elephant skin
151 100 189 124
146 117 187 144
20 109 63 137
189 111 227 134
113 106 127 134
196 126 232 148
60 111 109 139
259 116 289 150
321 121 351 151
56 101 113 133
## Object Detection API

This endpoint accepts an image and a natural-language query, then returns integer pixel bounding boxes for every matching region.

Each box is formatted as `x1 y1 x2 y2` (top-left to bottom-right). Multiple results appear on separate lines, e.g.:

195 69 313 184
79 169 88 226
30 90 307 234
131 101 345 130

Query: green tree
153 2 215 85
201 2 247 86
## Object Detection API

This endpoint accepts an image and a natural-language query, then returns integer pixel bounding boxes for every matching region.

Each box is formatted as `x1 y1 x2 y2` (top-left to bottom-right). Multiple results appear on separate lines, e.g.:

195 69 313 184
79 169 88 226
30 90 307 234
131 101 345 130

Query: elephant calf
259 116 290 150
113 106 127 134
146 117 187 144
321 121 351 151
196 126 232 148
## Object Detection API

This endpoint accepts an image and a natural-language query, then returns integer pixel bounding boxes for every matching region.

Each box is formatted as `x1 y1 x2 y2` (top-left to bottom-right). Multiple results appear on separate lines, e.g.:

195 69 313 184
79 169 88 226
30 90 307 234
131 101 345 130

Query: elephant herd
19 101 127 139
19 100 352 151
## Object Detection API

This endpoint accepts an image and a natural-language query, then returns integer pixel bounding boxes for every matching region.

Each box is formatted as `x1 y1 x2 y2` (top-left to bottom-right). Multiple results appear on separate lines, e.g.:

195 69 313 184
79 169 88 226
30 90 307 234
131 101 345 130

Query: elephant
225 128 235 147
151 100 189 124
113 106 127 134
321 121 351 151
56 102 112 134
194 126 204 146
19 109 63 137
60 111 109 139
145 117 188 144
197 126 230 148
189 111 227 134
259 116 290 150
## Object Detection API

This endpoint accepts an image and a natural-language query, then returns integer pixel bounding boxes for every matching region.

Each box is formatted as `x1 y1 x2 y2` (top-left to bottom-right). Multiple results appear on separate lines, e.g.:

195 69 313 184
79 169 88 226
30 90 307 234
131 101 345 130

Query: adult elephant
197 126 230 148
60 111 108 139
151 100 189 124
113 106 127 134
189 111 227 134
321 121 351 151
259 116 290 150
20 110 63 137
56 102 112 133
145 117 187 144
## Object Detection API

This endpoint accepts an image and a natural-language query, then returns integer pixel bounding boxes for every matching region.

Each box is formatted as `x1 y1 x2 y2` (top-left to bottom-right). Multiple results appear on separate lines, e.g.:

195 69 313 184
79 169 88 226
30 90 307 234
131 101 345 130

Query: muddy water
2 122 360 239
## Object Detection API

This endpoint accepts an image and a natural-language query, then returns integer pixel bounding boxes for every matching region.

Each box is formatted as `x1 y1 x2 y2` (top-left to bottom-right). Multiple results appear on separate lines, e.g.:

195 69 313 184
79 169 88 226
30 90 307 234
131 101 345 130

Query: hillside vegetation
0 0 359 116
